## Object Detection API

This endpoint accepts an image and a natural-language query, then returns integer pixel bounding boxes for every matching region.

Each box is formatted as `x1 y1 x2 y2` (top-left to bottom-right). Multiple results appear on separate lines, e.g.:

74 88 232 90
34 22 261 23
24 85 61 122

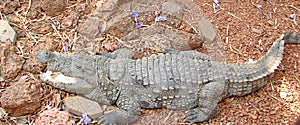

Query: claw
97 110 139 125
184 109 210 123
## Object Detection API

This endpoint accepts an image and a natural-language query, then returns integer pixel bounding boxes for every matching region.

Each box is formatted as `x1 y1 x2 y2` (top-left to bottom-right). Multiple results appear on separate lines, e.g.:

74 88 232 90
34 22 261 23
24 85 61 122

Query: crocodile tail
283 31 300 44
227 31 300 96
257 31 300 73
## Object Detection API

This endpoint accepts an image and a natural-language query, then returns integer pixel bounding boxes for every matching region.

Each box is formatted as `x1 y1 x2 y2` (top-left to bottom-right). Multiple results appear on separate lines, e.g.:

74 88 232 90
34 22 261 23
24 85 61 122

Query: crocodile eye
45 51 49 56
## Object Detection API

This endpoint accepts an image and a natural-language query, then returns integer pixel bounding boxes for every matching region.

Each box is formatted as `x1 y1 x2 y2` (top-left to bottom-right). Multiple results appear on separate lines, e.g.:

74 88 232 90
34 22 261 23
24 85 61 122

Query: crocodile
36 31 300 124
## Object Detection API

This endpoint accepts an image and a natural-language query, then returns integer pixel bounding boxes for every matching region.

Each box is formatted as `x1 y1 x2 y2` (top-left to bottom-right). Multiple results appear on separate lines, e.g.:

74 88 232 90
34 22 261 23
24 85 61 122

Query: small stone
280 91 287 99
40 0 66 16
289 14 296 20
251 27 262 34
213 0 219 4
247 58 254 63
64 96 103 119
0 20 16 43
198 17 217 43
267 20 275 26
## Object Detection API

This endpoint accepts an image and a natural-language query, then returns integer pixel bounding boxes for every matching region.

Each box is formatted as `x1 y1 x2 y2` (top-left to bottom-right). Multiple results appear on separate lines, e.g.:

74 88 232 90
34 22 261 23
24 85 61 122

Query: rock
251 27 262 34
31 21 53 34
198 17 217 43
0 76 43 116
34 108 75 125
78 0 220 52
64 96 103 119
0 42 25 80
0 20 16 43
61 12 79 28
78 17 103 40
267 20 275 26
1 1 20 14
40 0 66 16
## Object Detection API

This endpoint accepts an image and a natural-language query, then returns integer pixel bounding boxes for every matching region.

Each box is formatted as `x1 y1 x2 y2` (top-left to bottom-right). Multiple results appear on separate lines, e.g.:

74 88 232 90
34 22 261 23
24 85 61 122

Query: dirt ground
0 0 299 124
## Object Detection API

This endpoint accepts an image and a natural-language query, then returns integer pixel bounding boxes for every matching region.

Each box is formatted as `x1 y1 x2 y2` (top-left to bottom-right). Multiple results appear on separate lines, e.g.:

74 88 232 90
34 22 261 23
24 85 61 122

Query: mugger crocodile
36 31 300 124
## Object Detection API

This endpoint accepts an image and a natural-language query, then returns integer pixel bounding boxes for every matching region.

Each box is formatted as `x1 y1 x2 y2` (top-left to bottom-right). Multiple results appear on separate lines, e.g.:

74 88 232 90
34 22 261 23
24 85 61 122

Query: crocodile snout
36 50 54 64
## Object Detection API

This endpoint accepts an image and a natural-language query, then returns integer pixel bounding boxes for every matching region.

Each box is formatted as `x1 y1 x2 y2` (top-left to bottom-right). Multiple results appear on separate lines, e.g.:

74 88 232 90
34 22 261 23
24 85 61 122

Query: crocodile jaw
40 71 77 84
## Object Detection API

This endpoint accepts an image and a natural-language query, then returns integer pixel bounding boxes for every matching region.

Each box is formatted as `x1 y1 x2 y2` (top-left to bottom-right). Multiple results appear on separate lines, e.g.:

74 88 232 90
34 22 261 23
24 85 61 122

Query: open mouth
41 71 77 84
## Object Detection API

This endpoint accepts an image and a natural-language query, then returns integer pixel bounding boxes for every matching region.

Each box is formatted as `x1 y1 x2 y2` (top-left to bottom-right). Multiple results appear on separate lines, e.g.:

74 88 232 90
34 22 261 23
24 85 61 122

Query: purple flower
214 3 220 9
257 5 262 10
79 113 91 125
132 10 138 18
64 44 69 52
136 23 142 28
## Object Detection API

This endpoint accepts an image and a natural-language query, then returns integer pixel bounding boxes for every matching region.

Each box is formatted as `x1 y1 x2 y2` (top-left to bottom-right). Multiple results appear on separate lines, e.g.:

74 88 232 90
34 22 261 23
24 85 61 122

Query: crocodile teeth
41 71 77 84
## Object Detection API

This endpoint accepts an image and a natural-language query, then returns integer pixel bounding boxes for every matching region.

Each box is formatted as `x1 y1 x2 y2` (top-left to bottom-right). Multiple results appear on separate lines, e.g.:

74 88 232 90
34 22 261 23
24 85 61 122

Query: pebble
64 96 103 119
267 20 275 26
289 14 296 20
0 20 16 43
251 27 262 34
198 17 217 43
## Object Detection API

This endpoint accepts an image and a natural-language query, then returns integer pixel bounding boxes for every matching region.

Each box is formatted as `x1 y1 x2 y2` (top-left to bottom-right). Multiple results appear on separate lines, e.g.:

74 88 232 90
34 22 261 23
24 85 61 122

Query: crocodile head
36 50 117 105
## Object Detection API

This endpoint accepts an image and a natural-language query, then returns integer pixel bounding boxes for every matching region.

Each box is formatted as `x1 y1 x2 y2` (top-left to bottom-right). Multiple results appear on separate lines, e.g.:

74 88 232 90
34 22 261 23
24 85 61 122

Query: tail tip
283 31 300 43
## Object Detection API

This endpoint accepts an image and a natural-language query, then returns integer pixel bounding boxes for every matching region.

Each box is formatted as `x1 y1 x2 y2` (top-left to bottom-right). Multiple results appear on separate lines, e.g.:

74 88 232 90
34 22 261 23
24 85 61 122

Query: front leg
98 91 141 124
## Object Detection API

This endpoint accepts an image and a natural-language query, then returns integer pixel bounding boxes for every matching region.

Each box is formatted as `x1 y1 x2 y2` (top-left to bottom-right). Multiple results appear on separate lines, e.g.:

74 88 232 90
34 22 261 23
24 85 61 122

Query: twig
270 81 275 91
288 5 300 11
267 93 285 103
228 12 242 21
103 76 115 85
250 104 261 114
0 12 3 20
229 45 247 57
23 0 32 23
294 76 300 83
50 19 64 41
163 111 173 123
226 24 229 43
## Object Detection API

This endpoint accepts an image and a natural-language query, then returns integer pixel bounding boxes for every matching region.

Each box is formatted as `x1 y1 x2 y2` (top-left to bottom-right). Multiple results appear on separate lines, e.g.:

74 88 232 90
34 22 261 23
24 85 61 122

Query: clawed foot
98 110 139 125
184 108 212 123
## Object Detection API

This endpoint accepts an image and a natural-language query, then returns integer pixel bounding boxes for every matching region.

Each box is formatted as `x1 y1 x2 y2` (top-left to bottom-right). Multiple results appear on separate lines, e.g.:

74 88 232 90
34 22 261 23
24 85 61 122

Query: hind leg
184 82 226 123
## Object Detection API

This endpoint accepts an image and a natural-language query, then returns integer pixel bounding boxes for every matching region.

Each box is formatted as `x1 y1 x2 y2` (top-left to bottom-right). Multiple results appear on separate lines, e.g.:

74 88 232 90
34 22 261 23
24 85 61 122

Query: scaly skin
36 31 300 124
